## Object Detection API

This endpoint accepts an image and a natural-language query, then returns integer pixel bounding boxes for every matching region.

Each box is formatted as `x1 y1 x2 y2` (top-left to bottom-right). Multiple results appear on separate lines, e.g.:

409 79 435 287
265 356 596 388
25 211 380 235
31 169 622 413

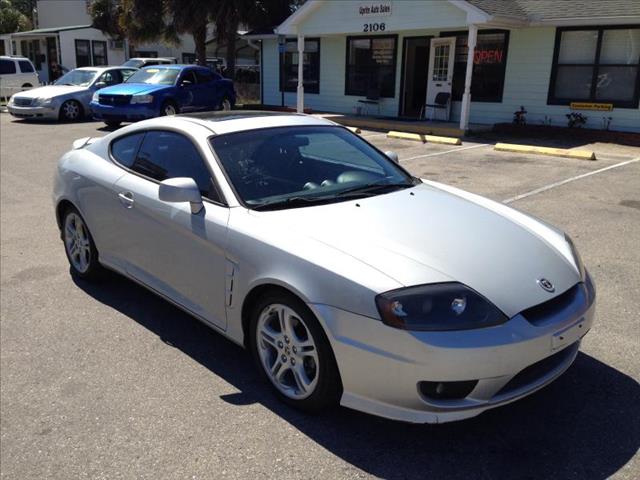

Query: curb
347 126 362 134
387 131 462 145
494 143 596 161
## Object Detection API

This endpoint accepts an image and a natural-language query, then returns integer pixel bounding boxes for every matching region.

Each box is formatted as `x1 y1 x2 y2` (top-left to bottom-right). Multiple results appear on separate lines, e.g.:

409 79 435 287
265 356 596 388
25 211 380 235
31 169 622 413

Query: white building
5 0 202 83
254 0 640 133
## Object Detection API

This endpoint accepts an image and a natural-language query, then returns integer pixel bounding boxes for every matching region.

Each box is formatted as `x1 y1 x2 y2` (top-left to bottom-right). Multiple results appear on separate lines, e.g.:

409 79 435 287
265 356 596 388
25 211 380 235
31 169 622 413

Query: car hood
97 83 168 96
251 182 580 317
13 85 88 98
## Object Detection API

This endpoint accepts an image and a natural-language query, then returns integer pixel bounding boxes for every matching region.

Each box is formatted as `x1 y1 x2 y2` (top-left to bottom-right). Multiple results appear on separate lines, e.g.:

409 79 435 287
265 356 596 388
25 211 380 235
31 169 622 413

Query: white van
0 56 40 98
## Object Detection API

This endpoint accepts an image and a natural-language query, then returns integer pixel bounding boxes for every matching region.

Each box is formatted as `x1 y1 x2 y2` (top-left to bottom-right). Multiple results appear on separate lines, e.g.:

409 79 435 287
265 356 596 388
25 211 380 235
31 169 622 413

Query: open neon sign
474 49 504 64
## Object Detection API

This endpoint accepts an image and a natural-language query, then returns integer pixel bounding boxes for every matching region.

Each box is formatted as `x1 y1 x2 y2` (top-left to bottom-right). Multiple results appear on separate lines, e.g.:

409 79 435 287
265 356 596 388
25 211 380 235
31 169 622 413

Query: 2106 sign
363 23 386 32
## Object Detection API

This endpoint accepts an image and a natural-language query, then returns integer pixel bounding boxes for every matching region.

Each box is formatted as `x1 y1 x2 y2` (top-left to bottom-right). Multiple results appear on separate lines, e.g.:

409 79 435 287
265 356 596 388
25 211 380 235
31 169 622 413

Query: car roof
139 64 207 71
178 111 337 135
0 55 30 60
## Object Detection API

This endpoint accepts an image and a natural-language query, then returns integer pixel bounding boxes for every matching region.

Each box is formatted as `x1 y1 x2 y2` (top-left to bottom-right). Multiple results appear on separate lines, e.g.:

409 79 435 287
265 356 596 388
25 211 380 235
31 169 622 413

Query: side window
195 69 213 83
121 69 136 81
111 133 145 168
0 59 17 74
98 70 122 86
132 131 219 201
18 60 34 73
180 70 197 85
145 61 159 66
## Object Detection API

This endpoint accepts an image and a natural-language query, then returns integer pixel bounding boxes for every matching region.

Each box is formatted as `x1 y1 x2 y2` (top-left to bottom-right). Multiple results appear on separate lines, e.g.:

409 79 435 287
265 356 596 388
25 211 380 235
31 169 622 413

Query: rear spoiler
72 136 100 150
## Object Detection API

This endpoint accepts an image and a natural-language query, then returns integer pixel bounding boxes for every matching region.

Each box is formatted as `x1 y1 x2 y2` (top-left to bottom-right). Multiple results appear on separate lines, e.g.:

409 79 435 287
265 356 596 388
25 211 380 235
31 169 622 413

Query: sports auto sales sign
359 2 392 17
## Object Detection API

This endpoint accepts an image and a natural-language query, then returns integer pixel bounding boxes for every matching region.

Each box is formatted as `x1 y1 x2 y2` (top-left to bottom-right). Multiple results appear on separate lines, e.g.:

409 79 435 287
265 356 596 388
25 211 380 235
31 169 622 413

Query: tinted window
0 59 16 74
18 60 34 72
195 69 213 83
132 131 217 200
346 36 397 97
97 70 122 86
180 70 197 85
111 133 144 168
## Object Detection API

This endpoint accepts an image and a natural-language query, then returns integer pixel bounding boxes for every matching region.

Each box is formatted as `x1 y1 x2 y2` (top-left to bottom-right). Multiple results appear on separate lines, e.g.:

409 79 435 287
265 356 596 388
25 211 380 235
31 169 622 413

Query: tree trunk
224 20 238 80
193 21 207 65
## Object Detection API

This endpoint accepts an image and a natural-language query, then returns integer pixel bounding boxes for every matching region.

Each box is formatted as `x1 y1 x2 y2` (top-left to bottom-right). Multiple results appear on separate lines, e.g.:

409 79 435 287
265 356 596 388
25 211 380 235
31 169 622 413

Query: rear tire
221 96 232 111
61 206 103 281
59 100 83 122
160 100 178 116
249 290 341 413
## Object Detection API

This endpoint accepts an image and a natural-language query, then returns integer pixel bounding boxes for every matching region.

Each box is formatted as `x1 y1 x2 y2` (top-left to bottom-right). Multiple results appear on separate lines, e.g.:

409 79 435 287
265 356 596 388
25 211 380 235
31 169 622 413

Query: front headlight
375 283 508 331
92 91 99 102
130 94 154 104
34 97 52 106
564 233 585 280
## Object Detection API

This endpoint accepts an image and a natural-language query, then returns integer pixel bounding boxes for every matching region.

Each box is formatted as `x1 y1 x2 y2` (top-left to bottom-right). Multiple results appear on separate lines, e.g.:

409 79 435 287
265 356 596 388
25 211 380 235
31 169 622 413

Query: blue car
90 64 235 127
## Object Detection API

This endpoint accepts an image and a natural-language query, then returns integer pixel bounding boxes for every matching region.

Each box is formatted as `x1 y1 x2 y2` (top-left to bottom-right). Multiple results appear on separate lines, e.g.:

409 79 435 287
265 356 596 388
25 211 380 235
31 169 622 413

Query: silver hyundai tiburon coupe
53 112 595 423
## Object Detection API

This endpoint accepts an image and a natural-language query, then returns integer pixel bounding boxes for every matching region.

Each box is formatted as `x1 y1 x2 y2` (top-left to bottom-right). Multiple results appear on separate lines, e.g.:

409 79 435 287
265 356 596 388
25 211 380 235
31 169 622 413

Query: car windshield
54 69 98 86
125 67 179 85
122 59 144 68
209 126 416 210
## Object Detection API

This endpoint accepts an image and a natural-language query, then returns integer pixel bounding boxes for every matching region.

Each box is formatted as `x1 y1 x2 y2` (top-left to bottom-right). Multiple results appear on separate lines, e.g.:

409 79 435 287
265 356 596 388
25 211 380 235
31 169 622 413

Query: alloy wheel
256 304 319 400
163 104 177 115
64 212 92 273
62 101 80 121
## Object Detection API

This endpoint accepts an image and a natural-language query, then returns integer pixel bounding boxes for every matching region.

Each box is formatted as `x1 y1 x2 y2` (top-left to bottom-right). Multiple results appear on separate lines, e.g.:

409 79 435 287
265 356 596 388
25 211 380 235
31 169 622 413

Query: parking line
503 158 640 204
402 143 489 161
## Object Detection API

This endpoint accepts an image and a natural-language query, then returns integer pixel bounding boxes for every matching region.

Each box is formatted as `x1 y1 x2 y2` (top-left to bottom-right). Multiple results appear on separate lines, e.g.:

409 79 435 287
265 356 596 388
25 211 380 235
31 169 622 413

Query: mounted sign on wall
359 2 392 17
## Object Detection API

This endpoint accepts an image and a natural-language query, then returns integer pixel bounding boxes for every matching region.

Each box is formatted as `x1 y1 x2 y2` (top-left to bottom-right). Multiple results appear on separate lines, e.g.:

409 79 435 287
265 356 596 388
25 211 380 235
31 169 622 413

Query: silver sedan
53 112 595 423
8 66 136 121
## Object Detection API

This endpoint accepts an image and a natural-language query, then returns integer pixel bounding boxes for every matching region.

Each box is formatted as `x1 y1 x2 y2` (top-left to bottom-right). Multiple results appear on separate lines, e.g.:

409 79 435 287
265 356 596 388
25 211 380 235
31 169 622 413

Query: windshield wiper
252 195 335 211
335 182 413 197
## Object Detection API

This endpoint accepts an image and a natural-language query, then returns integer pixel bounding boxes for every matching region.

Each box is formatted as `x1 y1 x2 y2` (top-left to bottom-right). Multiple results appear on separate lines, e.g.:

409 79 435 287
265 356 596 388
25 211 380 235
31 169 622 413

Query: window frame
547 25 640 109
108 129 227 206
279 37 321 94
344 34 399 98
440 29 510 103
91 40 108 66
75 39 91 67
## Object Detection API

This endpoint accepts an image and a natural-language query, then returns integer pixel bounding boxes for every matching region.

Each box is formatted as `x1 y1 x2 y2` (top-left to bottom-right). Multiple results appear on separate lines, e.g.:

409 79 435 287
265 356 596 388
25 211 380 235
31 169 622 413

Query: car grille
496 341 579 397
520 279 593 327
98 94 131 106
13 97 33 106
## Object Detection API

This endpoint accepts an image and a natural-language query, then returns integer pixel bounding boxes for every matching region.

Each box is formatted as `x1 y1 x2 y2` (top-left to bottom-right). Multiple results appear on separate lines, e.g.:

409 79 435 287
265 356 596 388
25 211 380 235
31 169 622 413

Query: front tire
160 100 179 116
59 100 83 122
249 291 341 412
62 206 102 280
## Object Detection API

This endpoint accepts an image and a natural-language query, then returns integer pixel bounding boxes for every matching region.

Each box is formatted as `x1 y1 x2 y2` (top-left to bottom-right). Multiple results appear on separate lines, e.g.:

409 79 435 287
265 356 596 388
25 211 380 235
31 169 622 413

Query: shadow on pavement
73 271 640 480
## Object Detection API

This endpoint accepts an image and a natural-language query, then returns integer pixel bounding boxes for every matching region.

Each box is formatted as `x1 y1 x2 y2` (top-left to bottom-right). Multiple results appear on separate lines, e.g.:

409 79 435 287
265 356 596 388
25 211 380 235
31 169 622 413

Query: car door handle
118 191 134 208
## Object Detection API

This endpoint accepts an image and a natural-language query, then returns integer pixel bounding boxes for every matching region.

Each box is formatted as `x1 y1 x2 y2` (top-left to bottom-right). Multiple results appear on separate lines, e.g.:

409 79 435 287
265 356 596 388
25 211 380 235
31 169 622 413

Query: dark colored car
90 65 235 127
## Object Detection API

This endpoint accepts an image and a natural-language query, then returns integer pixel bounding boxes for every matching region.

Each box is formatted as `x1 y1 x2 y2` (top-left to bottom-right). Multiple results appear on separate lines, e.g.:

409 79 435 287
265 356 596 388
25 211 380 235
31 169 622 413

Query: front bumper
7 104 59 120
90 101 158 122
310 280 595 424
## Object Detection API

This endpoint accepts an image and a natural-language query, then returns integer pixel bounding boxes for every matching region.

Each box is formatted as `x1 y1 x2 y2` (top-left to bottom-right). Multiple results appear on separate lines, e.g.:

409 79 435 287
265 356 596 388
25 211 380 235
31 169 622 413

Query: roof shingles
467 0 640 21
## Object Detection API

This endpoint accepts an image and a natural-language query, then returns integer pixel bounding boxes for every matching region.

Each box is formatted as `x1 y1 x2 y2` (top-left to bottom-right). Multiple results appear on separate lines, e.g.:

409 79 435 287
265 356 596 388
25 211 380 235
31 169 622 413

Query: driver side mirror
179 79 193 87
94 81 107 89
385 151 399 163
158 177 203 214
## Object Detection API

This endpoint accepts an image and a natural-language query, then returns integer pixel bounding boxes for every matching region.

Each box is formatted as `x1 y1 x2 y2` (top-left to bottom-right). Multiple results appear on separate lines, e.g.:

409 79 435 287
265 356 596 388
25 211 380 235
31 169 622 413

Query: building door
400 36 430 118
425 37 456 119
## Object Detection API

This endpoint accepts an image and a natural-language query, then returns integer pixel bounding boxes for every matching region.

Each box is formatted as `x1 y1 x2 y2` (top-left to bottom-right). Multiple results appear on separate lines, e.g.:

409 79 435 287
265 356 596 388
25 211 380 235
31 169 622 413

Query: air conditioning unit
108 39 124 50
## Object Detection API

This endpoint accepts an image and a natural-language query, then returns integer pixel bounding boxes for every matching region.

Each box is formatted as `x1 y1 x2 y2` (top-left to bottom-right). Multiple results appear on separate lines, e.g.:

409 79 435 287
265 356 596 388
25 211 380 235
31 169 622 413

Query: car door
175 69 198 111
194 69 218 110
111 129 229 330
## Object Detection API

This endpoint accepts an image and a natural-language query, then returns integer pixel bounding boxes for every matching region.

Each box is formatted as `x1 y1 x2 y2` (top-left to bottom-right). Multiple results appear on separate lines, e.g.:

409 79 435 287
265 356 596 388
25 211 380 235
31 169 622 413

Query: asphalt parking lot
1 113 639 479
